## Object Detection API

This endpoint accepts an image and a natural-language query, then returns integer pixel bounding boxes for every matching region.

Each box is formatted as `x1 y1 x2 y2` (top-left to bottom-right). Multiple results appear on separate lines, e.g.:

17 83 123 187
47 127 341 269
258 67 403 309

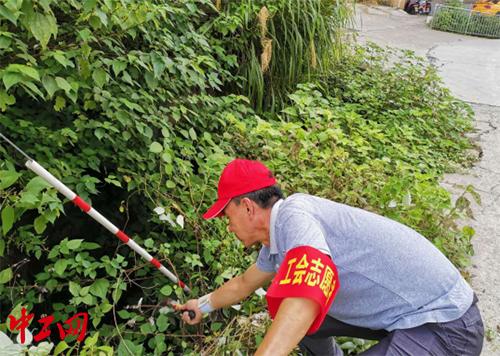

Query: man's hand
174 264 274 326
173 299 202 325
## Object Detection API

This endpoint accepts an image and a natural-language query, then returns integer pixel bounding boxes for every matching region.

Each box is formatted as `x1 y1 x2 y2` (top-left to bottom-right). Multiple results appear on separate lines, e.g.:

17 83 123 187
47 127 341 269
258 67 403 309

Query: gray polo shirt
257 193 473 331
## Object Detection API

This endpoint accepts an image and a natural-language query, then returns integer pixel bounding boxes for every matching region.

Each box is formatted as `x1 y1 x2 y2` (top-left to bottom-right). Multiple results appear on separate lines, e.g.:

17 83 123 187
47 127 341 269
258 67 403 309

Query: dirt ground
355 5 500 354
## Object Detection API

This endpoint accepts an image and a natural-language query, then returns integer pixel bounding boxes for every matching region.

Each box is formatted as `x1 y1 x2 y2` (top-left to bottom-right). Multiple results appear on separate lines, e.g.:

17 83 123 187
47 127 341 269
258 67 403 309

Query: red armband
265 246 339 335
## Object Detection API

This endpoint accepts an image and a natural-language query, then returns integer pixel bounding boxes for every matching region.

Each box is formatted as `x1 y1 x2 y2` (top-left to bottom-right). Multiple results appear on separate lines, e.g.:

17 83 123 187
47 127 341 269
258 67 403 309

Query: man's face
223 199 258 248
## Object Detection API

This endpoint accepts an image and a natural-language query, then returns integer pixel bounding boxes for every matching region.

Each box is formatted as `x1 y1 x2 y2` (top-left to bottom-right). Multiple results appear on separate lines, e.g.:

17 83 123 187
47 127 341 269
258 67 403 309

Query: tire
408 5 418 14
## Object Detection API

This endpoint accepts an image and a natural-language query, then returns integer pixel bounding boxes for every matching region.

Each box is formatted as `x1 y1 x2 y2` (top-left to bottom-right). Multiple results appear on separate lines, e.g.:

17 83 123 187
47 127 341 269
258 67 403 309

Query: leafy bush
0 0 256 354
0 0 476 355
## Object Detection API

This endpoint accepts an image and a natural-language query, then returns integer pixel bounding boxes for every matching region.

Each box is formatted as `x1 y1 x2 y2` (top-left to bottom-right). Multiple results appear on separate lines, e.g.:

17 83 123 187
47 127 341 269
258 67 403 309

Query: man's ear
241 197 255 217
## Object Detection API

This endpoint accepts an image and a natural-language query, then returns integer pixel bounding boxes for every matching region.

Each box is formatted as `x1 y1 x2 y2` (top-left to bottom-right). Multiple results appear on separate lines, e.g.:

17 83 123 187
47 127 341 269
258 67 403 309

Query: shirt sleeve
256 245 276 273
279 211 330 256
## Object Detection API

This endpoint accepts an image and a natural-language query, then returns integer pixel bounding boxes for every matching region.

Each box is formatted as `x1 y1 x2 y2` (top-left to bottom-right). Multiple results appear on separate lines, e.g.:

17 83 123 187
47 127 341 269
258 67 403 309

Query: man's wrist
197 293 215 314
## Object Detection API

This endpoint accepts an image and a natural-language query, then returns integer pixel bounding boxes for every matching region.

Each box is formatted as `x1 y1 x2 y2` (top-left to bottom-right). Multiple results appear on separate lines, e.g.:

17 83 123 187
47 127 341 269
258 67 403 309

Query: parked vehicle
472 0 500 15
404 0 431 15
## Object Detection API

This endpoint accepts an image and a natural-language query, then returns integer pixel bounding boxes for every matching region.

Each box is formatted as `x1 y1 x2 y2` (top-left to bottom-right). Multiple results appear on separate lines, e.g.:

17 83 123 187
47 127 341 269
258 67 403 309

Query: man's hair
232 185 284 209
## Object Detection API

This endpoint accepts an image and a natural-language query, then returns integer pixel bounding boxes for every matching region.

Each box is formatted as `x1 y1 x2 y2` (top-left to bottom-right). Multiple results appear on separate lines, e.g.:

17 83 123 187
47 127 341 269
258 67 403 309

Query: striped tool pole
0 133 190 293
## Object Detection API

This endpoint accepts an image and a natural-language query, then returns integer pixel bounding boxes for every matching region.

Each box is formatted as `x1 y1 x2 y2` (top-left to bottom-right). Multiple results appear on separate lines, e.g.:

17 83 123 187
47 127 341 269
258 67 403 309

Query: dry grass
258 6 272 73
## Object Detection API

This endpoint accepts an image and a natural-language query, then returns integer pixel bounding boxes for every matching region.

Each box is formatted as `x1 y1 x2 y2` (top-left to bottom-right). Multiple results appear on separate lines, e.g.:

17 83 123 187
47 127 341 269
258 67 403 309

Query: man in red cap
175 158 483 355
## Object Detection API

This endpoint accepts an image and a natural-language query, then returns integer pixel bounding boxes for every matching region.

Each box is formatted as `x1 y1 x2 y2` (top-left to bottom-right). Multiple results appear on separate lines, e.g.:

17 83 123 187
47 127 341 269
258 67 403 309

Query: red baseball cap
203 158 276 219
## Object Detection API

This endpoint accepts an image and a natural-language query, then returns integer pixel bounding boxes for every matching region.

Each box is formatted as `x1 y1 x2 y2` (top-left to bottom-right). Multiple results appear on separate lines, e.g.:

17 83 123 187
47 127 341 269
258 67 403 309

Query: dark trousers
299 296 484 356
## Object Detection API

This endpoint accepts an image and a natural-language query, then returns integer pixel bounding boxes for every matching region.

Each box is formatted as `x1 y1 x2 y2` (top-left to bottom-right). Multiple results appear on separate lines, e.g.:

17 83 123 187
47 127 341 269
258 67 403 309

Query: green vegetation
215 0 354 112
231 44 477 272
0 0 477 354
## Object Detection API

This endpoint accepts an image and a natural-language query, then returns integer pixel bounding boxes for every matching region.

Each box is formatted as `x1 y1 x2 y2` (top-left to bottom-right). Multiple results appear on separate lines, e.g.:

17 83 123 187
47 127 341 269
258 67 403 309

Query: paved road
356 5 500 355
355 5 500 106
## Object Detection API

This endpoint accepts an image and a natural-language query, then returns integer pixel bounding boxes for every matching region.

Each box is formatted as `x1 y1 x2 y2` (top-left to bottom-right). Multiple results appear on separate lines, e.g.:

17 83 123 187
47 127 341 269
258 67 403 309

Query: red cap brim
202 198 231 220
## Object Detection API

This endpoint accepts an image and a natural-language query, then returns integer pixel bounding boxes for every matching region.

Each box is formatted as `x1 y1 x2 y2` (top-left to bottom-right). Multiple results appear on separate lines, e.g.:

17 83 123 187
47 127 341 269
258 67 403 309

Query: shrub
0 0 255 353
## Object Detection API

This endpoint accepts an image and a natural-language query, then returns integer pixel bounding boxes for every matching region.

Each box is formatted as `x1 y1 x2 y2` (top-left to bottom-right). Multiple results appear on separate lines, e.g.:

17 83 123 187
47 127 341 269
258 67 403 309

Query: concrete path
355 5 500 354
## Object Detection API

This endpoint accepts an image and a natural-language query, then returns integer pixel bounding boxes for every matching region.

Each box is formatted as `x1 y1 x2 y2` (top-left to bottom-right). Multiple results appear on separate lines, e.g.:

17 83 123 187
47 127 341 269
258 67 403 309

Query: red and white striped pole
0 133 190 293
25 159 191 293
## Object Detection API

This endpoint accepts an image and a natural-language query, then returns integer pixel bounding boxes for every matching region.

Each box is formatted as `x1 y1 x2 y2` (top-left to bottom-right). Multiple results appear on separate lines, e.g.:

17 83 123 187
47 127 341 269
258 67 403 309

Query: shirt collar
269 199 283 255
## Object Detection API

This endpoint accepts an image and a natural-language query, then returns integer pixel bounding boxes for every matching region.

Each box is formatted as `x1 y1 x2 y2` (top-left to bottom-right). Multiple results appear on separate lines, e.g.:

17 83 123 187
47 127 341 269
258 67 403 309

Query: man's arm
176 263 274 324
255 297 319 356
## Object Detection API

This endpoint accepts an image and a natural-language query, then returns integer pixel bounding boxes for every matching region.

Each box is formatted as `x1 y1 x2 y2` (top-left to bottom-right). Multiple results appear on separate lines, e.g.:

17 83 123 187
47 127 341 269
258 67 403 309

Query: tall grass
218 0 355 112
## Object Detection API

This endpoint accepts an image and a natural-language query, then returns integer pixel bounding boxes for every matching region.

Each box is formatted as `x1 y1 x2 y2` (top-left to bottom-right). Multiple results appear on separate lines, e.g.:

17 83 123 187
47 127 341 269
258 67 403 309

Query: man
176 158 484 355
